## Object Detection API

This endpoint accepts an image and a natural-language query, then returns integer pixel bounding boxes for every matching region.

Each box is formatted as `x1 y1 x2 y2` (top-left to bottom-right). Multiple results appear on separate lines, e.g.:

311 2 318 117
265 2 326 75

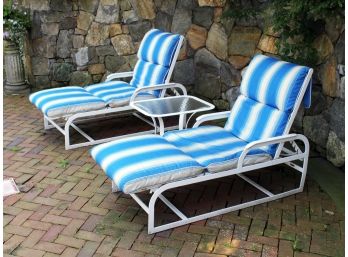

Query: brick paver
3 95 345 257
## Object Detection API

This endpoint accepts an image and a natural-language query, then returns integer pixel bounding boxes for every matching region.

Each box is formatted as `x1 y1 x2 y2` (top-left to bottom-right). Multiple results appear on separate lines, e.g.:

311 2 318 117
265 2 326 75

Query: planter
4 39 29 94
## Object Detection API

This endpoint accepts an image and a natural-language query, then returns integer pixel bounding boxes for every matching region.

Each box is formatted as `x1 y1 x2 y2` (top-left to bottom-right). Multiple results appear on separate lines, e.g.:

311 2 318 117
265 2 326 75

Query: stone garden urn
3 39 29 94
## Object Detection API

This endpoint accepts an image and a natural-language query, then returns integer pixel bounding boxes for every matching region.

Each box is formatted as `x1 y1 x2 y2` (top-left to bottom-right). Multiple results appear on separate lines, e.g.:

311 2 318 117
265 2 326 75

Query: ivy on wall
224 0 344 66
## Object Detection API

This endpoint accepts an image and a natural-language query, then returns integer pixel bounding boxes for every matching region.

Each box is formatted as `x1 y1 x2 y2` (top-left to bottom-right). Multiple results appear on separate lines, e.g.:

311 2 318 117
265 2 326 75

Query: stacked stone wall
15 0 345 167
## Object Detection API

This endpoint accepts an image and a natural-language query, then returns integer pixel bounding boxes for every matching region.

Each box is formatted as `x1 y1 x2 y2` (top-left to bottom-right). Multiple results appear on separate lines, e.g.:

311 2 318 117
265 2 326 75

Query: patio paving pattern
4 95 345 257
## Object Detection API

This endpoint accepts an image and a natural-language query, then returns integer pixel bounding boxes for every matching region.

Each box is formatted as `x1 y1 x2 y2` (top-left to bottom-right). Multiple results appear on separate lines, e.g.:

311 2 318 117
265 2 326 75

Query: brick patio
4 95 344 257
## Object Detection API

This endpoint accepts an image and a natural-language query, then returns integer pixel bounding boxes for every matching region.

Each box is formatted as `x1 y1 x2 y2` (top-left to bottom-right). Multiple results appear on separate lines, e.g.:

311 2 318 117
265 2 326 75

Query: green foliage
224 0 344 66
7 146 22 153
58 159 70 169
84 164 92 173
3 0 31 55
223 0 259 20
292 238 303 251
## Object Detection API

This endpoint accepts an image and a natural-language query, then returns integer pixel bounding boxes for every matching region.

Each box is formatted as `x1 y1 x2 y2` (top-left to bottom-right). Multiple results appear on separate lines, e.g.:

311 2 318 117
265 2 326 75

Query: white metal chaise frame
42 36 185 150
122 68 313 234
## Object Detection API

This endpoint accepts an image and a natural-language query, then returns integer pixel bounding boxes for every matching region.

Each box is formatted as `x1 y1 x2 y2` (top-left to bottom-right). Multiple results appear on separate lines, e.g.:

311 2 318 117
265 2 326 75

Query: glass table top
131 96 215 117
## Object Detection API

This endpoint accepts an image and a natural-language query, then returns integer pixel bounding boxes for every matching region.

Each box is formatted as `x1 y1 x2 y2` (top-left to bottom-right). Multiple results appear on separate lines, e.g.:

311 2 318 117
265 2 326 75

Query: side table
131 95 215 135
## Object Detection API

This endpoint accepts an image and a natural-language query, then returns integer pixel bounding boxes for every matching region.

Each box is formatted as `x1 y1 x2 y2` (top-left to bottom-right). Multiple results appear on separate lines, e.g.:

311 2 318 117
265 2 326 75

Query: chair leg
112 181 119 193
64 121 71 150
44 116 52 130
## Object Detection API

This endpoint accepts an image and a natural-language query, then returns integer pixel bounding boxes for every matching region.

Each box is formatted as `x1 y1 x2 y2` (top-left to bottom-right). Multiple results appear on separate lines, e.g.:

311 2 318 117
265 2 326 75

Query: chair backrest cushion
240 54 310 112
130 29 182 92
225 55 311 154
225 95 289 153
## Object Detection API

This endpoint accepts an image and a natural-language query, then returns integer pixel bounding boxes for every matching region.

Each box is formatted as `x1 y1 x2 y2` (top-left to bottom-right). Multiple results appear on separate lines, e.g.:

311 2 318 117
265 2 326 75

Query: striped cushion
29 86 106 118
85 81 155 108
130 29 182 95
225 55 311 155
136 29 181 67
225 95 289 154
240 54 310 111
164 126 271 173
91 135 204 193
130 60 170 93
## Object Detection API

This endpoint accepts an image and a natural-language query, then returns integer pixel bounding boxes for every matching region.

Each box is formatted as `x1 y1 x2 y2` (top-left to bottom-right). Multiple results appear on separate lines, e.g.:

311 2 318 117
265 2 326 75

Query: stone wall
16 0 344 168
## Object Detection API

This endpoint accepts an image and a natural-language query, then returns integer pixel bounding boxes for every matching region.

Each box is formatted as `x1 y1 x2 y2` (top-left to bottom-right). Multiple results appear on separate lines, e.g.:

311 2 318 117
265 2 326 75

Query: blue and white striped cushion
130 60 170 93
240 54 310 111
225 55 311 154
130 29 182 95
85 81 155 108
225 95 289 154
136 29 181 67
91 135 204 193
164 126 271 173
29 86 106 118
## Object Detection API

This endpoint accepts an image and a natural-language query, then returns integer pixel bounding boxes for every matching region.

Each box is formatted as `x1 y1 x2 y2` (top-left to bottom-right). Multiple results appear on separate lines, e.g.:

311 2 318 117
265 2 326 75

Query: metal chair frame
41 37 185 150
123 69 313 234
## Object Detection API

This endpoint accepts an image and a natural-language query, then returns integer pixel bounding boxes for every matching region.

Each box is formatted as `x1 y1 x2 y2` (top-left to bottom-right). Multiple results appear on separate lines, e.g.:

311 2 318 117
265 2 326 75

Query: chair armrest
105 71 134 82
237 134 310 169
193 111 230 128
129 83 187 103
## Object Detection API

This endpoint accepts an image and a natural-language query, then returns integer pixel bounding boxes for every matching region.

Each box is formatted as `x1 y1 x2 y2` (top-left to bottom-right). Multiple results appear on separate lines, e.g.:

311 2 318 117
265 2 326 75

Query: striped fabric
164 126 271 173
225 55 311 154
29 86 106 118
85 81 155 108
239 54 310 111
30 29 182 117
130 60 170 92
91 135 204 193
90 54 311 192
136 29 181 67
225 95 289 154
130 29 182 95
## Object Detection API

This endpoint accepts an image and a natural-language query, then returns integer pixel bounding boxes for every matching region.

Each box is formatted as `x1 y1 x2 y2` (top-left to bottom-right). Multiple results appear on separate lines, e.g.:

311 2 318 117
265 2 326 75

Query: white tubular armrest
105 71 134 81
237 134 310 169
193 111 230 128
129 83 187 103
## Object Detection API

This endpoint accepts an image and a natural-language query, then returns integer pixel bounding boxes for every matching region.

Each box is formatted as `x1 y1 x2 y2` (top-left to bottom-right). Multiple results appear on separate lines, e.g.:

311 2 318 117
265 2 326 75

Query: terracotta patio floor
3 95 344 257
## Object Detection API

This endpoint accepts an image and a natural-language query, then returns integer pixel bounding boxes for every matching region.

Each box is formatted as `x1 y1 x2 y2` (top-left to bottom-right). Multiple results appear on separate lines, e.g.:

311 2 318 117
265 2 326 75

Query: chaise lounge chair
29 29 185 149
91 54 313 234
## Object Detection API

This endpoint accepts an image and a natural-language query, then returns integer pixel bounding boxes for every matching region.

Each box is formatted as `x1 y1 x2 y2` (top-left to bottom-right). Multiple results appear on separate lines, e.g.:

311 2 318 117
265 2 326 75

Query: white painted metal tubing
130 83 188 103
70 123 94 142
130 193 149 214
63 105 152 149
193 111 230 128
158 194 188 220
274 68 313 159
145 132 309 233
281 147 297 156
178 114 187 130
237 174 274 196
147 153 306 233
237 134 308 169
158 118 165 136
45 116 66 135
148 153 306 204
105 71 134 81
133 113 156 128
65 129 156 150
299 152 308 189
39 33 186 150
44 116 53 130
148 187 303 234
285 161 304 172
111 181 118 193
